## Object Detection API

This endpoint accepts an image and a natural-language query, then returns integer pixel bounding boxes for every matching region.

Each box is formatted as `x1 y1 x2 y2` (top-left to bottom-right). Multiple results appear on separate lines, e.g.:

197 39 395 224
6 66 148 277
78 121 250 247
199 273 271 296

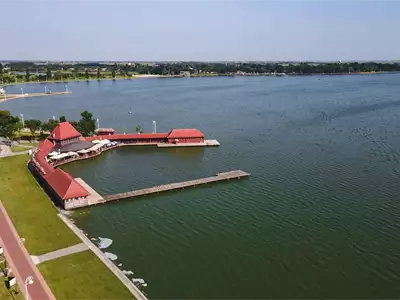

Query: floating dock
103 170 250 202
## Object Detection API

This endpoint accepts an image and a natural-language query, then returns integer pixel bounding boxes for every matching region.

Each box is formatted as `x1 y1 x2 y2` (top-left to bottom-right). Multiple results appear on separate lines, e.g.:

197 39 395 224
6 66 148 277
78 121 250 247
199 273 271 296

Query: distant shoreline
0 91 71 103
0 71 397 90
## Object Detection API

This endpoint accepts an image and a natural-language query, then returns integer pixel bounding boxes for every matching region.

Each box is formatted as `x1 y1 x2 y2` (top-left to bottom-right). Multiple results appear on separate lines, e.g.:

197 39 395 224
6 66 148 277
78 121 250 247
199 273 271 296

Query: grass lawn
0 155 135 299
38 251 134 300
0 279 23 300
0 155 80 254
10 145 31 152
0 259 24 300
17 142 39 147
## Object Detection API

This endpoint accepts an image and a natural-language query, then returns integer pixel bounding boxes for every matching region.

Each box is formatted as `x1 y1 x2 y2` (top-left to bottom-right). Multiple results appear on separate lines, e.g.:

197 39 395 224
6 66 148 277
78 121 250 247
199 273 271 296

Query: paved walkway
58 213 148 300
0 201 56 300
31 243 88 265
0 145 30 158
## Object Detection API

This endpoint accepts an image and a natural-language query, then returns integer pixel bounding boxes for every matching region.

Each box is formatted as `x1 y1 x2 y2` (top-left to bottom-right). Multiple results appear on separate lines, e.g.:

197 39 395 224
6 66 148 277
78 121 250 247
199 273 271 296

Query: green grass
10 145 31 152
0 155 80 254
38 251 134 300
0 259 24 300
0 279 23 300
0 155 134 299
18 142 38 147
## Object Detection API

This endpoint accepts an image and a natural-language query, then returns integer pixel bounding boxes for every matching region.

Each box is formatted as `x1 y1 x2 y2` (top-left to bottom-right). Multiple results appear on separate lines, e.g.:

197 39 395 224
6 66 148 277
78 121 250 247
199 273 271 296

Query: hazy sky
1 0 399 61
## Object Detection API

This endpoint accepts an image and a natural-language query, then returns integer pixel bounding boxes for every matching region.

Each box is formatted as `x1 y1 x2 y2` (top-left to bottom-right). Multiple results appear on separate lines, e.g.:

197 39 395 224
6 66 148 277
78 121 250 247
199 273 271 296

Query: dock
75 178 105 205
104 170 250 202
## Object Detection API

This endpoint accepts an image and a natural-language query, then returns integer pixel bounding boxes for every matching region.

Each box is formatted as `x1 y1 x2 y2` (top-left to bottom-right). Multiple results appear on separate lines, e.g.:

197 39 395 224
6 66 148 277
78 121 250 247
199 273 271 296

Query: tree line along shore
1 61 399 84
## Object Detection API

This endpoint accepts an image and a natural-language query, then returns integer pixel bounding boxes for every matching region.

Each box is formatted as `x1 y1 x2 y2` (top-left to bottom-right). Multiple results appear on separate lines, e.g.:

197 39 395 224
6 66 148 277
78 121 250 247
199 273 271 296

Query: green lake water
2 75 400 298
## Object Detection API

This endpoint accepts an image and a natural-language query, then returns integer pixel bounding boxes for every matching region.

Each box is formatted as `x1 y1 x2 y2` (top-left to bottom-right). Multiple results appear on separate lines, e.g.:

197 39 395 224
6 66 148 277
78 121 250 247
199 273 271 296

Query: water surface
3 75 400 298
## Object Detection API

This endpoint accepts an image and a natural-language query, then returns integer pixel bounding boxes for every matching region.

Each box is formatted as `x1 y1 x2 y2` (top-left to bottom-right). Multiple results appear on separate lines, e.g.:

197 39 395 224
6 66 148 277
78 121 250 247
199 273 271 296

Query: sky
0 0 399 61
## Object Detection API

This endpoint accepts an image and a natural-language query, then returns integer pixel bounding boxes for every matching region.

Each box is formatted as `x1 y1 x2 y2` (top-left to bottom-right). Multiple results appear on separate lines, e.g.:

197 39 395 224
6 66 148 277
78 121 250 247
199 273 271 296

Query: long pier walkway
104 170 250 202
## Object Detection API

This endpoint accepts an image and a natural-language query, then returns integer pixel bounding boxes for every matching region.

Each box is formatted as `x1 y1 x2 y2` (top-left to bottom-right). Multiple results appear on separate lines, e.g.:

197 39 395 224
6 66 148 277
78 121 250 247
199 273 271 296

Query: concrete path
31 243 88 265
0 201 56 300
0 145 11 156
13 144 35 149
0 149 30 158
58 213 148 300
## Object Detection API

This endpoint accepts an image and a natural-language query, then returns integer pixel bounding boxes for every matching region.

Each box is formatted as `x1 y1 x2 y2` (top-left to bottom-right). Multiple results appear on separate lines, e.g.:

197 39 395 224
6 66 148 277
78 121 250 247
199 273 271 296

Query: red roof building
167 129 205 143
49 122 81 145
95 128 115 136
85 133 169 142
34 150 55 176
38 138 54 153
44 169 89 201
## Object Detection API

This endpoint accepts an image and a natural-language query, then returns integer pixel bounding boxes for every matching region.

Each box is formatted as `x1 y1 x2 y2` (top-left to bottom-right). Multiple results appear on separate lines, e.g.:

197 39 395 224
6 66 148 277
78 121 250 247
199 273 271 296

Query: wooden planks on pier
103 170 250 202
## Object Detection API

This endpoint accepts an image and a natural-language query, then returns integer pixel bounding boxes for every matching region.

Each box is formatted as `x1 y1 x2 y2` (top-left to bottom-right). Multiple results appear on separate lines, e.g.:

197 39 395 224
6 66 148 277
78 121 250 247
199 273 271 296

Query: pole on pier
152 120 156 133
20 113 24 127
96 118 100 129
21 88 24 95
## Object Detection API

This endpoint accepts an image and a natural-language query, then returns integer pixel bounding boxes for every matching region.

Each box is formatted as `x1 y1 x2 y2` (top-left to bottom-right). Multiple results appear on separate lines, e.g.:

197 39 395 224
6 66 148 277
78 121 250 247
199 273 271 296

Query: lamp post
20 113 24 127
24 276 34 300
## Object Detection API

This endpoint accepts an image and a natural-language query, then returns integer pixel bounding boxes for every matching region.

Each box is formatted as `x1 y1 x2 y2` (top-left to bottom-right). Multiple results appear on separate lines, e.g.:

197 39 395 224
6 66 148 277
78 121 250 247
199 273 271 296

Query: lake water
2 75 400 298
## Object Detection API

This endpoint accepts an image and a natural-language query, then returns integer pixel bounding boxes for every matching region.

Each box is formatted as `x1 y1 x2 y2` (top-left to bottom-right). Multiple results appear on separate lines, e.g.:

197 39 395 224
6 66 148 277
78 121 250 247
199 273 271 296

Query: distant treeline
1 61 400 83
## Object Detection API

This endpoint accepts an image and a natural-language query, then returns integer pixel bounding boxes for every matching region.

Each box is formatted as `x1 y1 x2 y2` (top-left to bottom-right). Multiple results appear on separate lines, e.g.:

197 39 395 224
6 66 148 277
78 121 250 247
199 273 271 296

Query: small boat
128 109 132 114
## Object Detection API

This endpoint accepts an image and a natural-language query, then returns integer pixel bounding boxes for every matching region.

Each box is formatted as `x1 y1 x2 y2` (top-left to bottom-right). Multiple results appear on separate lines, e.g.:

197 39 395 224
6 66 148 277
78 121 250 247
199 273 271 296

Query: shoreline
0 71 397 89
0 91 72 103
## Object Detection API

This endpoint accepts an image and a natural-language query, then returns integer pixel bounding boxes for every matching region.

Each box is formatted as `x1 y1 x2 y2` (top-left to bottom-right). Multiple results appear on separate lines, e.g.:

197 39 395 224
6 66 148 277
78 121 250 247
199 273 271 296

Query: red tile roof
167 129 205 139
38 139 54 153
34 150 55 175
45 169 89 200
51 122 81 141
85 133 168 141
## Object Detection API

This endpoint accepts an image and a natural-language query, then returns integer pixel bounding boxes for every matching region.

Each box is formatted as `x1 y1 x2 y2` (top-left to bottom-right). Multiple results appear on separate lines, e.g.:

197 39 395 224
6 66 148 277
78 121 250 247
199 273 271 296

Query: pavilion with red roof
49 122 93 153
167 129 204 144
29 121 211 209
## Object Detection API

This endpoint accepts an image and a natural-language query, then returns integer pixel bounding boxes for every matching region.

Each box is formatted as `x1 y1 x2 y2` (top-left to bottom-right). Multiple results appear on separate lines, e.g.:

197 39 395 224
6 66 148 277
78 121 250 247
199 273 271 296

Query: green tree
69 120 81 132
25 69 30 81
54 71 62 81
59 115 66 122
29 74 38 82
78 110 96 136
14 121 24 138
112 69 116 79
0 63 3 75
97 69 101 79
0 110 20 139
42 119 59 132
46 68 52 80
135 125 143 134
85 69 89 80
24 119 42 138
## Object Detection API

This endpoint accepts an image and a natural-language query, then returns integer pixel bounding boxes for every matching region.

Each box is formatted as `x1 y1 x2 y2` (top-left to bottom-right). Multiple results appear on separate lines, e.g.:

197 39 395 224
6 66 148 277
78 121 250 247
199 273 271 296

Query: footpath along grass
0 155 135 299
39 251 134 300
11 145 31 152
0 155 79 254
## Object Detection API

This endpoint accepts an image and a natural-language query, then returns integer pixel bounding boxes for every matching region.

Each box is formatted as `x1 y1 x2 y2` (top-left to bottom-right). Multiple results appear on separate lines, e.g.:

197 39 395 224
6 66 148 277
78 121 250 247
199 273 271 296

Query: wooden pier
104 170 250 202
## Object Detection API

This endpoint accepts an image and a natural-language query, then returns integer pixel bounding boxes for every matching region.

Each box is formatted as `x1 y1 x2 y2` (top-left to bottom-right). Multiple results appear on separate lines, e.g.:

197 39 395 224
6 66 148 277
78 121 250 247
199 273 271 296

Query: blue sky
1 0 399 61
